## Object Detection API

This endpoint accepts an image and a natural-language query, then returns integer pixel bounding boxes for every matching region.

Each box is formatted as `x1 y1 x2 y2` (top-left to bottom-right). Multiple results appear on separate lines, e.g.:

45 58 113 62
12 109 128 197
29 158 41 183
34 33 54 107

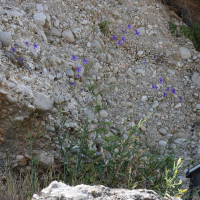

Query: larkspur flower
154 55 156 58
159 77 162 84
152 85 155 89
128 24 132 29
83 58 89 64
121 37 126 43
71 55 77 61
38 68 40 70
179 96 182 101
71 81 75 86
134 28 140 36
143 61 146 64
40 72 42 74
12 47 16 52
122 29 125 34
19 57 24 61
166 87 170 91
172 88 176 94
49 69 51 72
117 40 123 47
163 92 167 97
155 85 158 89
77 74 81 78
81 88 85 91
75 66 82 72
25 41 29 47
33 43 37 49
111 34 118 40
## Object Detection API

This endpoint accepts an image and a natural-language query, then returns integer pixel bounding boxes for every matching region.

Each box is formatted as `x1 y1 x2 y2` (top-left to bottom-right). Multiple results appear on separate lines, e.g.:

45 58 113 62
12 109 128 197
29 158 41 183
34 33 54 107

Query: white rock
135 69 145 76
33 12 46 26
159 140 168 147
10 10 21 18
196 104 200 109
179 47 191 60
137 51 143 57
62 30 75 42
100 110 108 118
174 103 181 109
147 25 153 29
36 4 44 11
137 27 145 35
141 96 148 102
0 31 12 47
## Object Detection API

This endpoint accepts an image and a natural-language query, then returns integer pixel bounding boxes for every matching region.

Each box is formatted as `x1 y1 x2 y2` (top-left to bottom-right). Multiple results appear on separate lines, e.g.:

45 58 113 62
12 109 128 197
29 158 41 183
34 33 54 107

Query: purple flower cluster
70 55 90 85
111 24 140 47
76 66 82 78
152 78 182 101
11 41 38 63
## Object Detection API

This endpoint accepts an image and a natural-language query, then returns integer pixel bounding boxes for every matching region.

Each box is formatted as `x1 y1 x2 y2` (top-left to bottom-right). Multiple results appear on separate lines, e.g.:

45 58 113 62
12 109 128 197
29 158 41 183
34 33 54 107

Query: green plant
99 20 110 34
169 23 177 34
170 21 200 50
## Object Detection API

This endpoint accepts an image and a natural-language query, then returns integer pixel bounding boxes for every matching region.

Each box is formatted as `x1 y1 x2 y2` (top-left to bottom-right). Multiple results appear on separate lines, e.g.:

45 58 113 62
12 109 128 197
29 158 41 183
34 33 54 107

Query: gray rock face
0 31 12 47
32 181 179 200
179 47 191 59
33 92 53 112
33 12 46 26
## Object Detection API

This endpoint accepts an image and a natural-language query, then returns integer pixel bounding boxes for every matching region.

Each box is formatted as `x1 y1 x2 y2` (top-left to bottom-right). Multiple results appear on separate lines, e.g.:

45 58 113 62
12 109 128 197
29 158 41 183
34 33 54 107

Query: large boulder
32 181 182 200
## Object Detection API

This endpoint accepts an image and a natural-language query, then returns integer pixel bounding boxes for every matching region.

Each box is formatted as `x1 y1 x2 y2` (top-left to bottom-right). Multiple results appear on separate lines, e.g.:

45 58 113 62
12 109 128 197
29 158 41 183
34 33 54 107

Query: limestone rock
0 31 12 47
179 47 191 60
49 27 61 37
33 12 46 26
32 181 179 200
62 30 75 42
33 92 53 112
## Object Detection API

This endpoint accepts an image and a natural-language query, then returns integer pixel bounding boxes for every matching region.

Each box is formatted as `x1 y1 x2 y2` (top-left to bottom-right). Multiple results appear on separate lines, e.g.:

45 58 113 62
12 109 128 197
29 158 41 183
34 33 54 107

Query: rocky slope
0 0 200 195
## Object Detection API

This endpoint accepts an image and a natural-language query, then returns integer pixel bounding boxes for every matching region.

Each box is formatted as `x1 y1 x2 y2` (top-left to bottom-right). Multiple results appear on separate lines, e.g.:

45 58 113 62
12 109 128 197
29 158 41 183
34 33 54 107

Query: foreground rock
32 181 181 200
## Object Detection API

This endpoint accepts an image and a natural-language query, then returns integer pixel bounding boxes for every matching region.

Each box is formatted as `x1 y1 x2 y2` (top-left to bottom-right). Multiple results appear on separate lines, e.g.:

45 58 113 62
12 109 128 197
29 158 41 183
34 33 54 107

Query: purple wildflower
81 88 85 91
12 47 16 52
25 41 29 47
83 58 89 64
152 85 155 89
71 81 75 86
143 61 146 64
49 69 51 72
155 85 158 89
121 37 126 43
77 74 81 78
154 55 156 58
71 55 77 61
172 88 176 94
38 68 40 71
179 96 182 101
19 57 24 61
163 92 167 97
33 43 37 49
75 66 82 72
122 29 125 34
134 28 140 36
166 87 170 91
40 72 42 74
159 77 162 84
111 34 118 40
117 40 123 47
128 24 132 29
